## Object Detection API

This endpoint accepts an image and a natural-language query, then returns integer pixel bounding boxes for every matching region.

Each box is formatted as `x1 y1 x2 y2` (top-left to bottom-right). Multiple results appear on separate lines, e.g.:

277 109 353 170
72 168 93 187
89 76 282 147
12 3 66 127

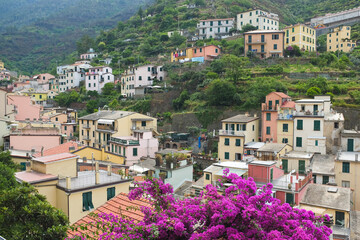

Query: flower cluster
71 171 332 239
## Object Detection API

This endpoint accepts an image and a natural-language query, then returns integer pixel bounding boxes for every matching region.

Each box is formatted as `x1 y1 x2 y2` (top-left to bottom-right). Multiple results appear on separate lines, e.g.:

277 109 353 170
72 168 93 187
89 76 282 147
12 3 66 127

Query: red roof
273 92 290 98
33 141 81 157
281 101 295 108
67 193 151 238
32 152 78 164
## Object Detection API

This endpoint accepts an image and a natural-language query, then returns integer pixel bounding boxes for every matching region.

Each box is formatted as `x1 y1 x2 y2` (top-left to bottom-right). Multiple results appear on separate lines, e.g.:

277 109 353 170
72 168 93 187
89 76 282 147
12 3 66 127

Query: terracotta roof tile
273 92 291 98
281 100 295 108
67 193 151 238
32 152 78 163
33 141 81 157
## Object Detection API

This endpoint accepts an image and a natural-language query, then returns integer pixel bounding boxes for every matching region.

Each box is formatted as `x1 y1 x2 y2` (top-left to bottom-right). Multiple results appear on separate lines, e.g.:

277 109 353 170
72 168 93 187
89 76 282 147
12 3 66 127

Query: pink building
109 131 159 166
192 45 221 61
34 73 55 85
261 92 294 142
61 123 77 141
248 160 312 205
7 126 61 152
7 95 42 121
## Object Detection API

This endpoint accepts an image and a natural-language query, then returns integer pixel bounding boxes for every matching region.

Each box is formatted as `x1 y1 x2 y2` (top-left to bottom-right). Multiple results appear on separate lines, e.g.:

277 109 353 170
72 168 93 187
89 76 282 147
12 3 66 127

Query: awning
98 119 114 124
215 168 247 176
129 165 150 173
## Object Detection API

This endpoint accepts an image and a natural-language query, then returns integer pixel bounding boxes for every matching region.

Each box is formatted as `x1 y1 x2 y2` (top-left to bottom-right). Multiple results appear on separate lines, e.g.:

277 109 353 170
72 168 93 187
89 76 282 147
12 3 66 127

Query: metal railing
293 111 324 117
219 130 244 136
110 137 139 145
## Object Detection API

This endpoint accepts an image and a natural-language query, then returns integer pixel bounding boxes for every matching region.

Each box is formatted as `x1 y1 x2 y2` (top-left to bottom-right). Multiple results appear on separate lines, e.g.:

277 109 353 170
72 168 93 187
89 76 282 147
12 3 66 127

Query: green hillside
0 0 152 74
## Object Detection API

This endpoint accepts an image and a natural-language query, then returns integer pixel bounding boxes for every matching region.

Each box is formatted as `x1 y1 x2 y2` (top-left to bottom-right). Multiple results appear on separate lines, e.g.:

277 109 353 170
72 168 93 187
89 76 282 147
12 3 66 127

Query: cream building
218 114 259 162
237 9 279 31
78 110 157 152
15 153 131 224
327 26 357 52
283 24 316 52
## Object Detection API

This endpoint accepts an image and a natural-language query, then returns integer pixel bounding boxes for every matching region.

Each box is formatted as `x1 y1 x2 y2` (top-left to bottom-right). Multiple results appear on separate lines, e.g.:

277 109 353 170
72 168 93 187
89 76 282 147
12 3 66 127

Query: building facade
58 63 91 92
85 66 114 93
171 45 221 62
283 24 316 52
197 18 234 39
327 26 357 52
244 30 285 58
237 9 279 31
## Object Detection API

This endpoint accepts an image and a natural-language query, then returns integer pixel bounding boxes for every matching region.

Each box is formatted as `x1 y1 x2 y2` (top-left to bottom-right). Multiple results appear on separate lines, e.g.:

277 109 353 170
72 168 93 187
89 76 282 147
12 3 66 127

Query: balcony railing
219 130 244 136
293 111 324 117
246 40 266 44
278 113 293 120
110 137 139 145
83 136 91 141
83 124 90 129
131 126 154 131
96 125 117 132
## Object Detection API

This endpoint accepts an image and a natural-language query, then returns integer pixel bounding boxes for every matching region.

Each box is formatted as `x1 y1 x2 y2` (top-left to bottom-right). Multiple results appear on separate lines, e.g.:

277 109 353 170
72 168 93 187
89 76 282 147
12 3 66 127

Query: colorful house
171 45 221 62
218 114 259 162
261 92 294 143
15 153 131 224
7 95 42 121
197 18 234 39
248 160 312 206
283 24 316 52
244 30 285 58
237 9 279 31
327 26 357 52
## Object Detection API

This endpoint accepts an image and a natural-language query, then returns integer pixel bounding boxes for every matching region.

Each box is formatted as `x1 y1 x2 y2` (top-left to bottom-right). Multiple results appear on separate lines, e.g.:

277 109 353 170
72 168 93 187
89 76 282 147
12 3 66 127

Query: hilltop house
244 30 285 58
237 9 279 31
171 45 221 63
85 66 114 93
197 18 234 39
283 24 316 52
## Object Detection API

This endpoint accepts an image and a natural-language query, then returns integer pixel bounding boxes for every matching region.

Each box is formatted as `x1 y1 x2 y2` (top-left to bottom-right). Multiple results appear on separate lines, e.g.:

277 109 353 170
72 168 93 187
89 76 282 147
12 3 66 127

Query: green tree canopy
205 79 236 106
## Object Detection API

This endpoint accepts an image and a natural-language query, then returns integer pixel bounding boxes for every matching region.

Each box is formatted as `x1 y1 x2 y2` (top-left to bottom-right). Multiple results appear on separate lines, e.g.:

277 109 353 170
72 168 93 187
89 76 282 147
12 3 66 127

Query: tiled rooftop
221 114 258 123
79 110 134 121
33 141 81 157
68 193 150 238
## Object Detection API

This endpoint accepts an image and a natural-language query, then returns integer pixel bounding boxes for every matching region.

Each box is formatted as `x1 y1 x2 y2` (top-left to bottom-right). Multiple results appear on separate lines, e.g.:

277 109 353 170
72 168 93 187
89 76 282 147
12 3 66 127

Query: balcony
96 125 117 133
131 126 154 132
110 137 139 145
219 130 245 136
262 103 279 111
246 40 266 45
83 124 90 129
83 136 91 141
293 111 324 117
278 113 293 120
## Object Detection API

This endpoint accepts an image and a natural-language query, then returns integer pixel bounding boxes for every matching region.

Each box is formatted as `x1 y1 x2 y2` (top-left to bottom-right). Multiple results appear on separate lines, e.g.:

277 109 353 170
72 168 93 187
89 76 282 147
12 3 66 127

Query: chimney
245 112 249 117
25 162 31 172
95 161 99 172
95 172 100 184
41 146 44 157
107 165 112 176
66 177 71 189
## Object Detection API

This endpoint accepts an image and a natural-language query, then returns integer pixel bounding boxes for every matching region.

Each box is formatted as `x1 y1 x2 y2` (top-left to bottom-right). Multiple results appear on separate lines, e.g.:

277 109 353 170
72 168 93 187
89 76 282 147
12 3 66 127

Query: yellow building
218 114 259 162
334 152 360 210
73 146 125 165
15 152 131 224
280 151 313 174
0 60 4 70
327 26 357 52
21 89 48 105
256 143 293 163
78 110 157 152
276 104 295 146
283 24 316 52
300 184 352 236
171 48 194 62
203 161 248 187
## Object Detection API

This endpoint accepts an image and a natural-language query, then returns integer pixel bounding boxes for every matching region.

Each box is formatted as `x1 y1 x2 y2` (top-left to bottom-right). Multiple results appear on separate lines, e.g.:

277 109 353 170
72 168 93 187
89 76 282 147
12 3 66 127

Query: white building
197 18 234 39
85 66 114 93
80 48 98 60
121 64 166 98
237 9 279 31
293 96 343 155
58 63 92 92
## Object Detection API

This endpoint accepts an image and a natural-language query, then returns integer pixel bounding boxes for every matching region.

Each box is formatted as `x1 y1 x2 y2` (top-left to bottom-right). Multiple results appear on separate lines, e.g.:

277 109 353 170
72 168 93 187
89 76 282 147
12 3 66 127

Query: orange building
244 30 285 58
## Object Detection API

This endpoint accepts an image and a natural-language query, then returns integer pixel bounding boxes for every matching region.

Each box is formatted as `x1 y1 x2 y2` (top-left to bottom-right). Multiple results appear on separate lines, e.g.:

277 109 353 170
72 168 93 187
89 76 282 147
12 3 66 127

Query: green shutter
275 100 279 108
133 148 138 156
297 120 303 130
123 147 126 156
269 100 273 110
243 124 246 131
342 162 350 173
88 192 94 209
347 139 354 152
270 168 273 180
224 138 229 146
266 126 270 135
205 174 210 180
282 159 288 173
286 193 294 205
296 137 302 147
236 139 241 146
236 124 239 131
107 187 115 200
322 175 329 184
20 162 26 171
266 113 271 121
283 124 288 132
82 193 89 211
225 152 229 159
299 160 305 174
314 120 320 131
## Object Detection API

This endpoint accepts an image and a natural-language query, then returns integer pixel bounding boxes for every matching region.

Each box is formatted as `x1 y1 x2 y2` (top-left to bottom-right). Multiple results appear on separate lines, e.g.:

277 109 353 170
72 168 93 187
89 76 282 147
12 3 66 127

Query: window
342 162 350 173
334 122 339 128
141 121 146 126
292 28 294 32
297 120 303 130
133 148 138 156
240 14 243 18
347 139 354 152
236 139 241 146
148 67 151 72
200 48 202 52
292 36 295 41
139 76 142 80
296 137 302 147
342 181 350 188
313 174 317 183
314 120 320 131
322 175 329 184
266 126 270 135
107 187 115 200
215 48 218 53
282 138 288 143
252 125 255 131
261 45 264 52
261 35 265 42
82 192 94 211
225 152 229 160
268 100 272 110
299 160 305 174
266 113 271 121
286 193 294 205
272 34 279 40
210 28 212 32
283 124 288 132
335 211 345 226
224 138 229 146
205 174 210 180
315 140 318 146
243 124 246 131
274 44 277 50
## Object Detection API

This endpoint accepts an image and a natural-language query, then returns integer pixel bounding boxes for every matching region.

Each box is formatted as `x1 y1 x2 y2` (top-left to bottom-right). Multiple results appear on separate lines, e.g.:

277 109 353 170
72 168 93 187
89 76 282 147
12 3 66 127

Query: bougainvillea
71 169 332 239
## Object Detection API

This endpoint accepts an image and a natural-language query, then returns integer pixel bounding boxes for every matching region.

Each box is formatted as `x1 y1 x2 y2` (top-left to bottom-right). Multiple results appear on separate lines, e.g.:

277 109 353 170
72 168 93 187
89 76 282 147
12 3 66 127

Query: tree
86 100 98 113
216 54 250 83
76 35 95 54
173 90 190 110
307 77 328 94
205 79 236 106
169 32 186 46
71 172 332 239
306 87 321 97
241 24 257 33
102 82 115 96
